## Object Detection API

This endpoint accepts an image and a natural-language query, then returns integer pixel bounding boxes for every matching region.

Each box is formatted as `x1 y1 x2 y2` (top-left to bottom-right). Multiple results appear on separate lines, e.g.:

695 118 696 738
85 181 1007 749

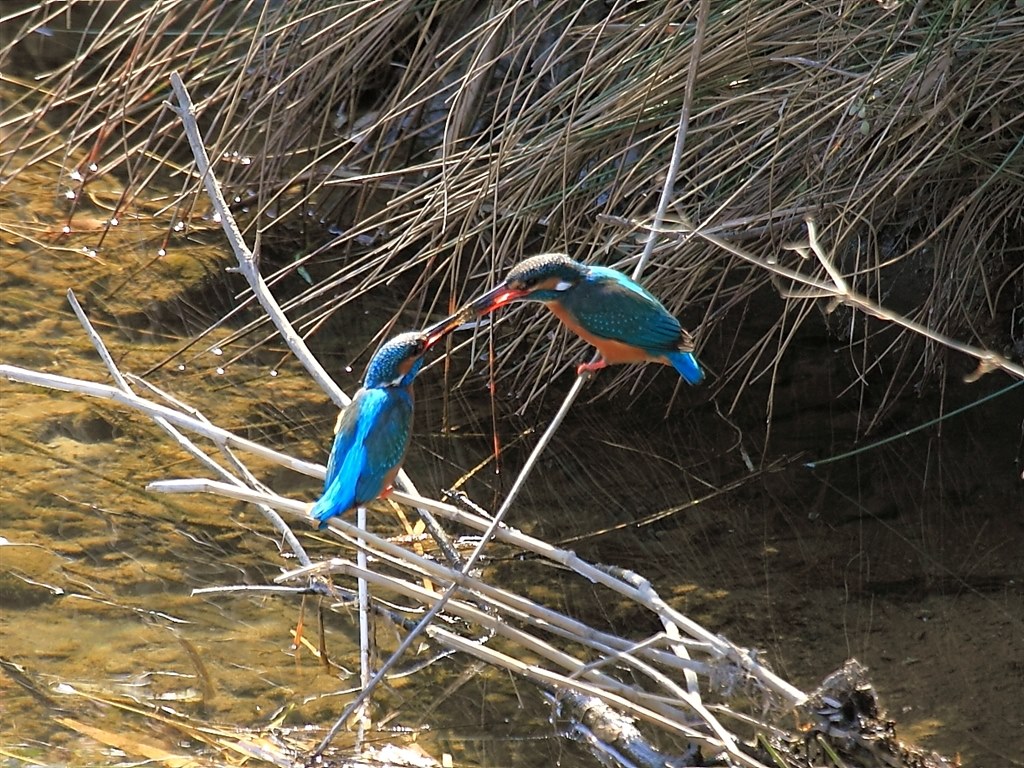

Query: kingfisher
310 317 460 527
469 253 704 383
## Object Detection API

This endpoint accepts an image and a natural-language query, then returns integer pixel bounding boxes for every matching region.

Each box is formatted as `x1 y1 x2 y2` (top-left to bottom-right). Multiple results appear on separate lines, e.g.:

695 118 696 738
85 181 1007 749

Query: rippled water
2 82 1023 767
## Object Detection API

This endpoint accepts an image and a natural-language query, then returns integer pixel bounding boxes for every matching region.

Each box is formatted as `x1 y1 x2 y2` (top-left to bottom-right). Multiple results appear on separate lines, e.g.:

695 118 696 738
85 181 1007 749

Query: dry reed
3 1 1021 431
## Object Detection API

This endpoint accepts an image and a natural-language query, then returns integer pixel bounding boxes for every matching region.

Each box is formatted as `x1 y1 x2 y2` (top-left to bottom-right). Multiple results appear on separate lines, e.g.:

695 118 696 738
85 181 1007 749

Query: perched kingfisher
469 253 704 383
310 317 460 527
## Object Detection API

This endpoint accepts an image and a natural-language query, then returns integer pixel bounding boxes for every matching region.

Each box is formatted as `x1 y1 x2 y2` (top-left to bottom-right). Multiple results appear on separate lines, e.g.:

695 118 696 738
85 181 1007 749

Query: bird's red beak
469 282 527 316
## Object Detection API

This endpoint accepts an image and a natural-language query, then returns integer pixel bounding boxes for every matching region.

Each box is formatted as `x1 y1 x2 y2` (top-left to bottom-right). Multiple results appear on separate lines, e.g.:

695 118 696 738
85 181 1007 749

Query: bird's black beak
422 308 473 348
468 282 528 316
420 281 529 348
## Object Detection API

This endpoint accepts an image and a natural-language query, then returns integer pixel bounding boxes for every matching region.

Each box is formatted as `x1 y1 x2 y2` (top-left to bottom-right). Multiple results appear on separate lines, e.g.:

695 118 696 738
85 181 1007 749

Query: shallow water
2 89 1023 768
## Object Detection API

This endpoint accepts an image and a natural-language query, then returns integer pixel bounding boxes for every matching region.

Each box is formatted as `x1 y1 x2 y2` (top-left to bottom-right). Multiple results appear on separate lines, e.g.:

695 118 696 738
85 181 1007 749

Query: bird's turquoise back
560 266 685 353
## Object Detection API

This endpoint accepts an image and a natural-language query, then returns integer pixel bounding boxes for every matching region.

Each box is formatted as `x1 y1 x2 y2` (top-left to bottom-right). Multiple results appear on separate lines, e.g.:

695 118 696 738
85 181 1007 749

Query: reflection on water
2 91 1023 768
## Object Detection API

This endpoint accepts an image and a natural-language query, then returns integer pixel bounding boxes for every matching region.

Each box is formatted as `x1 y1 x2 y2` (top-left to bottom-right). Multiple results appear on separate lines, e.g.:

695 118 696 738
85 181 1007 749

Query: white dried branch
354 503 371 738
165 72 451 523
166 72 347 410
421 627 767 768
333 561 767 768
612 215 1024 382
635 0 709 284
0 364 323 478
150 477 807 708
321 548 715 718
64 290 311 566
801 218 1022 380
392 492 806 705
339 561 681 706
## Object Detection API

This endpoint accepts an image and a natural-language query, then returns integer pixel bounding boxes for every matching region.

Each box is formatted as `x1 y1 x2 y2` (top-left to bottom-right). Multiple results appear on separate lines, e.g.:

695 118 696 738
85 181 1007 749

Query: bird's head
470 253 587 314
363 315 460 389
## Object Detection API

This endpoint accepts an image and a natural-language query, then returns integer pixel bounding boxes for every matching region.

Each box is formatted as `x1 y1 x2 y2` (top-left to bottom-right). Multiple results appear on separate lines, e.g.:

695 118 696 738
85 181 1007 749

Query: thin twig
805 218 1022 380
65 290 311 567
615 215 1024 382
805 378 1024 469
0 364 323 477
355 504 371 739
634 0 709 282
166 70 458 566
166 72 347 410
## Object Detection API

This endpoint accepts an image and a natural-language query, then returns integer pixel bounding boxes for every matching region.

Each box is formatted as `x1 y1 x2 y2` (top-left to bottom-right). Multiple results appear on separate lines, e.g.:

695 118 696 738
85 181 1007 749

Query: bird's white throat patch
554 280 573 291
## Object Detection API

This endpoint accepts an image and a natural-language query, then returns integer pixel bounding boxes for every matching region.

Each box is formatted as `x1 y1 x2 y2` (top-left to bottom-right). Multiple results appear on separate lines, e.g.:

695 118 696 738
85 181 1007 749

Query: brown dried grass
3 1 1021 429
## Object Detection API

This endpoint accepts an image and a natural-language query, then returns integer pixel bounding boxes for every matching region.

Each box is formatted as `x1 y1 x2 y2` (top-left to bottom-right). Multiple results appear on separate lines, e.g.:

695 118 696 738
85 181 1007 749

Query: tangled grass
2 0 1022 429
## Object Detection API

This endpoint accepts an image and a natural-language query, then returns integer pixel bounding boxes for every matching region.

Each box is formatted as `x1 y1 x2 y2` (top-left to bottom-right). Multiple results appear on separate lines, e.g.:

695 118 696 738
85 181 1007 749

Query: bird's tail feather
668 351 704 385
309 486 354 529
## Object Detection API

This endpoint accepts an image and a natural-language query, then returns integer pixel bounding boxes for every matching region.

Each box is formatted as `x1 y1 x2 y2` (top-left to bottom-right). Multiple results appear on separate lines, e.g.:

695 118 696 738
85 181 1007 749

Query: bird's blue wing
358 389 413 500
320 391 368 493
311 388 412 526
311 391 368 523
565 266 684 353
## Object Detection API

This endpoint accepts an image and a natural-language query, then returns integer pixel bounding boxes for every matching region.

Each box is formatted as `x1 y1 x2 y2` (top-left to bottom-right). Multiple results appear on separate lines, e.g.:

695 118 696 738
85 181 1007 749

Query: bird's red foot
575 358 608 377
380 485 394 499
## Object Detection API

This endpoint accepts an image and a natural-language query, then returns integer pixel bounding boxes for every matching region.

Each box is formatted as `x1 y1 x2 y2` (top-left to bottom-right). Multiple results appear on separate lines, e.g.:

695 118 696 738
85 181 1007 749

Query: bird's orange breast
546 302 662 365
